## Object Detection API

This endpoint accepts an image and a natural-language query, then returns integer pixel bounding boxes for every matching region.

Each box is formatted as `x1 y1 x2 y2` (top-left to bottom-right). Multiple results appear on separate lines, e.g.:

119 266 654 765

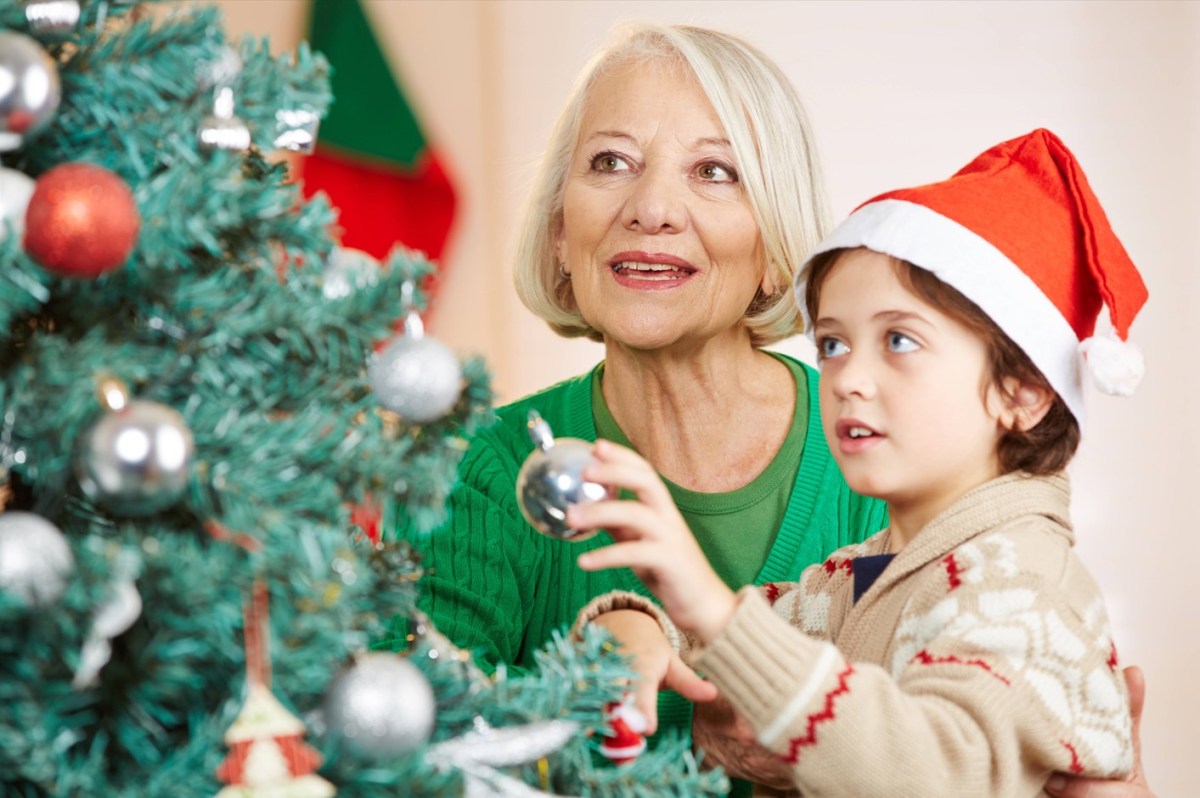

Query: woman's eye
696 161 736 182
591 152 631 173
818 337 848 359
887 332 920 353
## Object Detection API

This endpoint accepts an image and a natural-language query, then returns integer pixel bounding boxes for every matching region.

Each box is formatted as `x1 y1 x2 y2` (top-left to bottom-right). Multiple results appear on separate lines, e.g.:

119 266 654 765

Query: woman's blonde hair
512 21 831 346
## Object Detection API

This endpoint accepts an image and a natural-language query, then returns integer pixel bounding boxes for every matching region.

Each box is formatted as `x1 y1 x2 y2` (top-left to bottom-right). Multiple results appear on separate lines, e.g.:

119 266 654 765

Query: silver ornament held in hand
76 397 194 517
323 652 436 758
0 30 61 152
369 302 462 423
0 511 74 606
515 410 613 541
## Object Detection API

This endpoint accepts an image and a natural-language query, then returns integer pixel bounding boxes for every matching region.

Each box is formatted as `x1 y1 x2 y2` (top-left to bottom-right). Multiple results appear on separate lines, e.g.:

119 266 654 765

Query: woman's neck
600 335 794 492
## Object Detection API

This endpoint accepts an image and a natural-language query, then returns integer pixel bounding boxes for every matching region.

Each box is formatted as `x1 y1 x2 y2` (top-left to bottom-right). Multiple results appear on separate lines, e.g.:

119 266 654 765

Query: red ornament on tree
23 162 140 278
598 694 647 765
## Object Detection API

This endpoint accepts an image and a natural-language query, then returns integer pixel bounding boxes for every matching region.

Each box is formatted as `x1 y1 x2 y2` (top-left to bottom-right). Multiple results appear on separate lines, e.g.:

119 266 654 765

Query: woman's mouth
607 252 697 289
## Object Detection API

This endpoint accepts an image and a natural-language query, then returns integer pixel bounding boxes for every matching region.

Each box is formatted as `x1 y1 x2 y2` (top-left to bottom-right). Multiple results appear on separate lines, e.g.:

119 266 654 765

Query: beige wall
215 1 1196 792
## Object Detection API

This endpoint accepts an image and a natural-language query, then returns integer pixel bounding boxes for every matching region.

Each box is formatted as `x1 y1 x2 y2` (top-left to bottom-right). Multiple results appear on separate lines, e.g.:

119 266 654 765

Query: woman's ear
995 377 1055 432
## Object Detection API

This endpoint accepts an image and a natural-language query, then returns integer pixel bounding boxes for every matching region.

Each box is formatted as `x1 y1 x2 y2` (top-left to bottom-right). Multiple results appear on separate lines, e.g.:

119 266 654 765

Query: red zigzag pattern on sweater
780 661 856 764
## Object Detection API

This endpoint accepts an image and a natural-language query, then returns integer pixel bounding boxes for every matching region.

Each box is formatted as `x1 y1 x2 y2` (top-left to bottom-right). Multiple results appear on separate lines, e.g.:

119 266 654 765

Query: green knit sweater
387 355 886 744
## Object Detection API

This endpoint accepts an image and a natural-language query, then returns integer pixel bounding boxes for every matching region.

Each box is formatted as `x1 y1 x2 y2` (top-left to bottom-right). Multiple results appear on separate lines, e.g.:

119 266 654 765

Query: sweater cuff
572 590 682 655
694 587 844 748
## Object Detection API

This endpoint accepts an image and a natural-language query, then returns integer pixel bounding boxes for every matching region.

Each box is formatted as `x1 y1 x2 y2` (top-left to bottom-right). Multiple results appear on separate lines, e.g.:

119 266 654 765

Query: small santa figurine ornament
598 693 648 765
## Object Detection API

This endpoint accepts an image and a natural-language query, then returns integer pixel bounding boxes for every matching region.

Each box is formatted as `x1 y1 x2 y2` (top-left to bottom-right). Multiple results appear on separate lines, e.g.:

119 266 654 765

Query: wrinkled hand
573 440 737 643
1044 665 1154 797
594 609 717 734
693 695 793 790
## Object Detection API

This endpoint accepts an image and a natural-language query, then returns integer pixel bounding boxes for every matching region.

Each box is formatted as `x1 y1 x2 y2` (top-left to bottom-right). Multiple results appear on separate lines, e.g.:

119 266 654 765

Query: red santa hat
800 128 1148 428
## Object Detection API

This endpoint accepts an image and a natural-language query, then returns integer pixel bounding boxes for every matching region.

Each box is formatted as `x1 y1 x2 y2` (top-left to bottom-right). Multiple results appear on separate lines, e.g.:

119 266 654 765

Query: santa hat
800 128 1148 428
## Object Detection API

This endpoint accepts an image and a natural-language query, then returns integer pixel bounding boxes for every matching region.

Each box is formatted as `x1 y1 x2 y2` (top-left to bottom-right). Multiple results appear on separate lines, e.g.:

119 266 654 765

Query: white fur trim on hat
804 199 1088 427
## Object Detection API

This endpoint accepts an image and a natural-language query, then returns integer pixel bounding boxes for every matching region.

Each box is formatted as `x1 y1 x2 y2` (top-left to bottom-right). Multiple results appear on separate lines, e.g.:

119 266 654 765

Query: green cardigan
389 355 886 741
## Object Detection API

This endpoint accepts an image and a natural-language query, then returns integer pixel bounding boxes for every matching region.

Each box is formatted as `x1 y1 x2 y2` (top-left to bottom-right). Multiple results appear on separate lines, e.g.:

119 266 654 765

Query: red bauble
23 162 140 278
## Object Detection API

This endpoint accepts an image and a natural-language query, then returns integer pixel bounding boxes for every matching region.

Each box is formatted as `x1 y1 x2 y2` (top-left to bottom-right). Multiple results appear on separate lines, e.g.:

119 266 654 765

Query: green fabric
590 354 809 591
307 0 425 164
385 354 887 790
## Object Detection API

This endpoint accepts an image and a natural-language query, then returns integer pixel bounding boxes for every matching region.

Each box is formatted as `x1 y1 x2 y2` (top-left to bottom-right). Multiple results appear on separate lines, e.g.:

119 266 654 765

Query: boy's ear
996 377 1055 432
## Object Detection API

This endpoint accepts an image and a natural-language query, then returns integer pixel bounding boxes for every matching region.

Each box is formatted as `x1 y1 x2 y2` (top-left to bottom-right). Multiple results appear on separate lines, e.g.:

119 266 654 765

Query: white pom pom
1079 334 1144 397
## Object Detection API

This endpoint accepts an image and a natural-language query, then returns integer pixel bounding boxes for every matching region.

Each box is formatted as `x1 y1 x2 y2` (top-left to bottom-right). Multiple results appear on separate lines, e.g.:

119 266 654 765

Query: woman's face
557 59 768 352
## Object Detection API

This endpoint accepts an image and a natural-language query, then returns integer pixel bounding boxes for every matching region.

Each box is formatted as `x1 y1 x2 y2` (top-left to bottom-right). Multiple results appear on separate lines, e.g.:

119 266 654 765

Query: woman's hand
572 439 738 644
693 695 794 789
1044 665 1155 797
594 609 718 733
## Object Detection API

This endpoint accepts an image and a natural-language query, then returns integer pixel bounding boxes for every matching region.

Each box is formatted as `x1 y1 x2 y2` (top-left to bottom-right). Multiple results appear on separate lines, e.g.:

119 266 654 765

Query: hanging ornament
274 107 320 154
72 548 142 688
427 716 580 798
321 247 379 301
198 85 251 154
0 167 35 239
0 30 61 152
368 281 462 423
322 651 436 758
75 376 194 517
515 410 613 541
23 162 140 278
23 0 82 38
0 511 74 607
597 693 647 764
216 580 335 798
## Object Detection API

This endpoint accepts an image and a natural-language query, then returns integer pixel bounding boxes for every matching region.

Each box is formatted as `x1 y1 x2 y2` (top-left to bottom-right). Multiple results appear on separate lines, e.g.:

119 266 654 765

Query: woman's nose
620 166 686 234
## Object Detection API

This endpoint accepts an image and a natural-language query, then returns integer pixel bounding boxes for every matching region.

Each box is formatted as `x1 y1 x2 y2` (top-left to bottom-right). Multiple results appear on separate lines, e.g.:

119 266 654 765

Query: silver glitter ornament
323 652 435 758
0 511 74 606
321 247 379 300
515 410 613 541
369 295 461 422
0 31 61 152
274 107 320 154
76 387 194 517
23 1 82 38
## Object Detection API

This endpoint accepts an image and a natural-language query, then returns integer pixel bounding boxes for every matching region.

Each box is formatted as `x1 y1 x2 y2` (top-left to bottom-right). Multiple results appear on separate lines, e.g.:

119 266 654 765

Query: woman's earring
558 262 571 280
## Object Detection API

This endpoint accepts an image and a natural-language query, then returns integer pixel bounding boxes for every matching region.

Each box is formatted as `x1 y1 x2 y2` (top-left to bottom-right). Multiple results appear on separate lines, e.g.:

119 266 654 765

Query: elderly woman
392 21 1150 798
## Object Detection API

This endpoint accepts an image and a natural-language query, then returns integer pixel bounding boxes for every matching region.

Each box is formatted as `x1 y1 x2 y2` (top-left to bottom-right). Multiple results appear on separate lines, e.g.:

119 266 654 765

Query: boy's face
813 249 1007 533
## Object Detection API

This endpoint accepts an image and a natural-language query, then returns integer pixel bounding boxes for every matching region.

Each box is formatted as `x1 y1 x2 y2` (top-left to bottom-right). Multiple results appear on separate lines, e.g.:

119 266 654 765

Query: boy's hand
572 440 737 644
594 609 718 733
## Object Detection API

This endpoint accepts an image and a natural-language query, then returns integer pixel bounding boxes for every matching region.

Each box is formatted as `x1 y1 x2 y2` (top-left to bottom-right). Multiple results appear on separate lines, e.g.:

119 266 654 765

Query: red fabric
301 144 457 264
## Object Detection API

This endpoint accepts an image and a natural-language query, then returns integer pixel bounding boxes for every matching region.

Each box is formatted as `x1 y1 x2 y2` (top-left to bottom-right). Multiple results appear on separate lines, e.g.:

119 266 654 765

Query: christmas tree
0 2 726 796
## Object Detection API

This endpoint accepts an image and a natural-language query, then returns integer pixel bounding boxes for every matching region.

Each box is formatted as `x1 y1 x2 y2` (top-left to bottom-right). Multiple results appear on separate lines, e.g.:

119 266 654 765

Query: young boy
567 129 1144 796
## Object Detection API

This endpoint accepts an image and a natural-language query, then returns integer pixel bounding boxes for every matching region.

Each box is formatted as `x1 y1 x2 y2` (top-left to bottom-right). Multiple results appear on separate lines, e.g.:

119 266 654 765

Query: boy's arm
694 576 1132 797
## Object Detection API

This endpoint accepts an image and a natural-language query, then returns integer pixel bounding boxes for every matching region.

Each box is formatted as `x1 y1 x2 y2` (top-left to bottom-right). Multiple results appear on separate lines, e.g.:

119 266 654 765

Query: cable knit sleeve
692 537 1133 796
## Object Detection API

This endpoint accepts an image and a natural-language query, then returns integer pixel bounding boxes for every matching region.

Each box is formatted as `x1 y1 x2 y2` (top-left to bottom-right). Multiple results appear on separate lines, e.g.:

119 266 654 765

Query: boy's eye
591 152 631 173
696 161 736 183
887 332 919 353
818 337 848 359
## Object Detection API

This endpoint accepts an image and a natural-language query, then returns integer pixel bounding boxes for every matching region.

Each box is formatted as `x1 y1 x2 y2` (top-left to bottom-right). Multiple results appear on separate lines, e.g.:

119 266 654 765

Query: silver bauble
76 400 195 517
322 247 379 300
369 334 462 423
0 166 35 239
0 511 74 606
197 86 250 154
515 411 613 541
323 653 436 758
0 31 61 152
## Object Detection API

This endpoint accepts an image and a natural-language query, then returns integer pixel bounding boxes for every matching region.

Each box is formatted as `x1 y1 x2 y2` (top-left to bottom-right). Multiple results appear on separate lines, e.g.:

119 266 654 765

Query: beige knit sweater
576 473 1133 797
